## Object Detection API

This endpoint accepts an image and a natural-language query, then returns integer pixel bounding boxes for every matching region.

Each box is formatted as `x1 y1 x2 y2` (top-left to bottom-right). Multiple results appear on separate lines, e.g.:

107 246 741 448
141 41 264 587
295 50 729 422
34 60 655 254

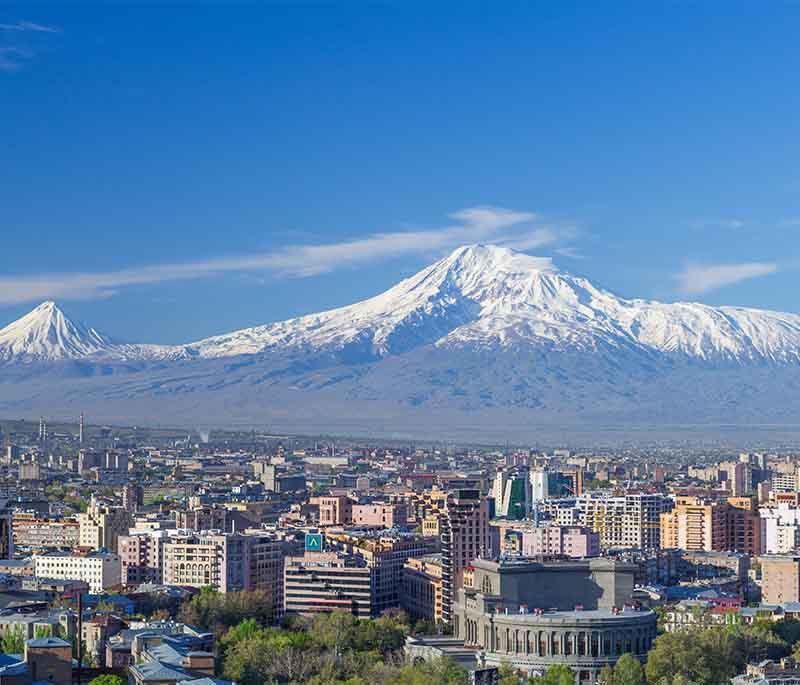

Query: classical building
454 558 657 684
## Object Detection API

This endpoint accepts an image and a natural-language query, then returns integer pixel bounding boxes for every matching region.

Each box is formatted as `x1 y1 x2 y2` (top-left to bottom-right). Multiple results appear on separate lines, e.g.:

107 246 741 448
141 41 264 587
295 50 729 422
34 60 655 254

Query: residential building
161 532 284 614
660 496 762 555
401 554 444 623
440 489 493 624
577 494 672 550
521 525 600 558
78 502 133 552
325 530 439 613
33 549 121 593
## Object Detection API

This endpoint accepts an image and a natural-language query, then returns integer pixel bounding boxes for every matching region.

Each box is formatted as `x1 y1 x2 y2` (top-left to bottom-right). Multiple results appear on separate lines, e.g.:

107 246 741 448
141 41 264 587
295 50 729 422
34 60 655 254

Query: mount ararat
2 245 799 440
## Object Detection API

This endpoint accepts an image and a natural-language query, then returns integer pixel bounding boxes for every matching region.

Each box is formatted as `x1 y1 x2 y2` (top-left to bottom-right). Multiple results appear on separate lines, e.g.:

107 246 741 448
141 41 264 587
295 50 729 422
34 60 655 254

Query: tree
529 664 575 685
88 677 126 685
0 627 25 655
598 664 614 685
34 625 53 639
498 662 520 685
612 653 645 685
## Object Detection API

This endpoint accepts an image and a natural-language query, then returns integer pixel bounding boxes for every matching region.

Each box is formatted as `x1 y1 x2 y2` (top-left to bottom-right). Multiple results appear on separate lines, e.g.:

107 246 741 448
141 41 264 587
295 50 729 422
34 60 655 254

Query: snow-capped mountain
0 301 117 363
0 301 184 364
187 244 800 365
2 245 800 438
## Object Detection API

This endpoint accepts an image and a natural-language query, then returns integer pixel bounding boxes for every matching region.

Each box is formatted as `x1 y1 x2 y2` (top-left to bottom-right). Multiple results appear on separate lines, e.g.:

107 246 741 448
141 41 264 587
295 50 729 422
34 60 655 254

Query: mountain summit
0 301 115 363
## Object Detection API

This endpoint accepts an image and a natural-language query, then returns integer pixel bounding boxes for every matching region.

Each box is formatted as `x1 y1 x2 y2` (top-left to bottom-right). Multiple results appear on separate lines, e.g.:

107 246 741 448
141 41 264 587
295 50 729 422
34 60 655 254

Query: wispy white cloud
676 261 778 296
0 20 60 71
688 218 746 230
0 21 60 33
0 206 574 306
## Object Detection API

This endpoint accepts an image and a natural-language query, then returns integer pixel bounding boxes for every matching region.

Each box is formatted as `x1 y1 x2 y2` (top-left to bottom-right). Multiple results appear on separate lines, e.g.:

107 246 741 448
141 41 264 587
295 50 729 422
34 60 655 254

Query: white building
34 550 121 592
761 503 800 554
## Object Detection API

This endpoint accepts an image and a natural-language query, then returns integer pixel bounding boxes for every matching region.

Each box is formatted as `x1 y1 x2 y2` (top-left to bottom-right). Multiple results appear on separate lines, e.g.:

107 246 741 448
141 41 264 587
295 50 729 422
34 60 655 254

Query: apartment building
78 502 133 552
660 496 762 555
12 512 79 551
33 549 121 593
401 554 444 623
521 525 600 558
440 490 493 624
161 531 284 614
577 494 672 550
761 502 800 554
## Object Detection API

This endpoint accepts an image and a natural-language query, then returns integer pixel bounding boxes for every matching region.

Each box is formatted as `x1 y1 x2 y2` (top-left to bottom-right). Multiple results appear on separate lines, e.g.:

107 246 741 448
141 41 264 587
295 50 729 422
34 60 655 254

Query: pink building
522 525 600 558
351 503 407 528
312 496 407 528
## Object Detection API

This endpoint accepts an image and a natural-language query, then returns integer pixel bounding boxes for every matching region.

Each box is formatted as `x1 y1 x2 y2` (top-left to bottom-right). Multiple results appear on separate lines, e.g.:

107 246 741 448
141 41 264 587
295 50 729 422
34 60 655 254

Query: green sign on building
305 533 323 551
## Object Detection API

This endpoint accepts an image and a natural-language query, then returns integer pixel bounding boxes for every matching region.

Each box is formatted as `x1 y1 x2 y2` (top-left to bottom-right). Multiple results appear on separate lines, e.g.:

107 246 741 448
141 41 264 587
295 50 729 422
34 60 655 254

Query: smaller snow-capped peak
0 301 116 363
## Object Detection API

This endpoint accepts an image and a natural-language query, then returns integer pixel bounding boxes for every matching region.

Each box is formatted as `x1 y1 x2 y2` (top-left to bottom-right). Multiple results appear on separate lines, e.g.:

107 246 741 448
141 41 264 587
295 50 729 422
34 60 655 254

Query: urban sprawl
0 417 797 684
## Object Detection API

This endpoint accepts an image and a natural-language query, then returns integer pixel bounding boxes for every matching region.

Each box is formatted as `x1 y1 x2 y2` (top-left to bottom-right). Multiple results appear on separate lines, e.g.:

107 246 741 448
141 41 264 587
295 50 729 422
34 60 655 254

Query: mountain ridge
3 244 800 438
3 244 800 367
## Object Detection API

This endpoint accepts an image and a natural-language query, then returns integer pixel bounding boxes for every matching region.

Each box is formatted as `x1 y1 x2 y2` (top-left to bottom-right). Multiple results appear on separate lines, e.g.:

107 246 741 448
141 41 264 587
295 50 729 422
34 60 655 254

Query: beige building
325 530 439 613
162 531 284 613
78 502 133 552
660 496 762 555
761 555 800 605
401 554 444 623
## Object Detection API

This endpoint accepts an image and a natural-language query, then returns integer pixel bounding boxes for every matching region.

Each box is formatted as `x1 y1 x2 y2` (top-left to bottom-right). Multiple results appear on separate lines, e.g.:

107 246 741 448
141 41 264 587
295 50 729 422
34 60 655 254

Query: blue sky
2 3 799 343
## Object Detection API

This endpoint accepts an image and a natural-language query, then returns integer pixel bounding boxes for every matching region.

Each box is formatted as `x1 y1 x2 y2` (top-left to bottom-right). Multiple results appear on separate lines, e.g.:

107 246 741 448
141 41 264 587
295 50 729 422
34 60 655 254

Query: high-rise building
577 494 672 550
401 554 444 624
493 468 531 520
122 484 144 514
660 496 762 555
440 489 492 624
325 530 438 613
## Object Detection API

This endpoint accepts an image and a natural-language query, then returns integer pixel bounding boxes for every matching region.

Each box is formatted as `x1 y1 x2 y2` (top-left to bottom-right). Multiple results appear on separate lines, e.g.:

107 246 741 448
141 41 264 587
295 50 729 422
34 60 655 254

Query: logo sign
305 533 323 552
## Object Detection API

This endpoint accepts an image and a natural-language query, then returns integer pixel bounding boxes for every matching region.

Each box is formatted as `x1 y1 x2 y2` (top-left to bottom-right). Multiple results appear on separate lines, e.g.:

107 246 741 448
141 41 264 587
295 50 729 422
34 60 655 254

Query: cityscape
3 3 800 685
